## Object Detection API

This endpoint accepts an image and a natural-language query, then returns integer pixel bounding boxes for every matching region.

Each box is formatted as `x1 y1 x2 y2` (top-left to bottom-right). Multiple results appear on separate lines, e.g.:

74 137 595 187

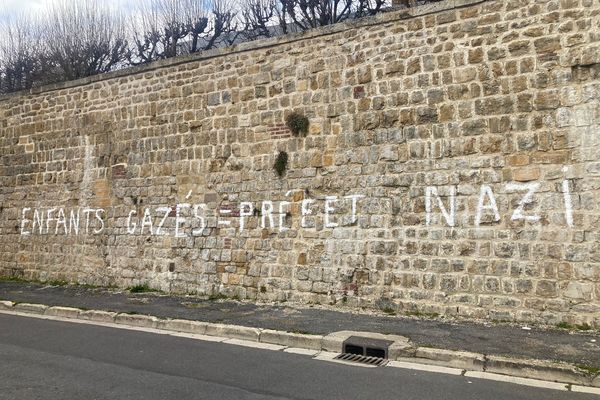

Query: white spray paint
69 209 80 235
324 196 338 228
55 208 68 235
20 207 105 236
475 185 501 226
155 207 170 235
80 136 94 207
20 208 31 235
261 201 275 229
192 204 207 236
218 208 232 226
45 208 57 234
140 208 153 235
345 195 364 224
127 210 138 234
32 209 44 234
175 204 190 238
17 184 578 239
562 168 574 228
505 182 541 222
239 202 254 232
562 180 574 228
278 201 290 232
83 209 96 234
93 210 105 234
426 186 456 227
301 199 314 228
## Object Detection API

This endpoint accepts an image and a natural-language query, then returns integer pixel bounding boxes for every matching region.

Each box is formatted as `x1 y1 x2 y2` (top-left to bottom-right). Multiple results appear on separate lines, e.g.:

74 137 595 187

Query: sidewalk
1 280 598 369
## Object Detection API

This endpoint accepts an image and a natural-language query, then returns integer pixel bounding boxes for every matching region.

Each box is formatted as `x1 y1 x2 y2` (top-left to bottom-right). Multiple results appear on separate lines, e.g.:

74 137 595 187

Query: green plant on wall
274 151 288 177
286 112 309 137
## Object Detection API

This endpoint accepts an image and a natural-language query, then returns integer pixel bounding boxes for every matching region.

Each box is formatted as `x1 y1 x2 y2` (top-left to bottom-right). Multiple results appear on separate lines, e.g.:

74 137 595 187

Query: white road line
168 331 226 342
571 385 600 395
223 338 286 351
284 347 320 356
387 360 464 375
312 351 339 360
464 371 569 391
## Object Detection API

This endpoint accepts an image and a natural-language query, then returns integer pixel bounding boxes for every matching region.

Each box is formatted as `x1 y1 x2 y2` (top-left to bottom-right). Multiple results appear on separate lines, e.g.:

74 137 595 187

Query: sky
1 0 48 18
0 0 136 20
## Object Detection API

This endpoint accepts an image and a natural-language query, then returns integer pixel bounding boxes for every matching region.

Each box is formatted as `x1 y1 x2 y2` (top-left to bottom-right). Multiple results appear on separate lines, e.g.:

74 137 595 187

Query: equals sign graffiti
218 208 232 226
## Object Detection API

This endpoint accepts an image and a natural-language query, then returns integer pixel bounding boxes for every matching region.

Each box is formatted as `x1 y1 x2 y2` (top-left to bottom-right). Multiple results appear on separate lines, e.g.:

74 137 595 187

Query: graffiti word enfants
20 208 105 236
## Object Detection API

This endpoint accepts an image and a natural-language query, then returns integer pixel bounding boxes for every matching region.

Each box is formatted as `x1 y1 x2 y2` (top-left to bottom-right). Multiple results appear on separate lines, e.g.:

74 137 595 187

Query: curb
1 300 598 389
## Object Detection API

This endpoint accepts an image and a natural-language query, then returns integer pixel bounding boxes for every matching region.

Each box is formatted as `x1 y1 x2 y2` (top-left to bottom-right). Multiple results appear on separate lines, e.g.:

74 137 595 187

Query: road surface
0 313 595 400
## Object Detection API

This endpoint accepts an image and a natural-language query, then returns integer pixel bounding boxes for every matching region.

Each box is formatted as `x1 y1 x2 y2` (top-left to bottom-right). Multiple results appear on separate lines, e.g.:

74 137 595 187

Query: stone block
260 329 323 350
486 355 589 386
158 319 208 335
14 303 48 315
79 310 118 323
413 348 485 371
205 323 261 341
0 301 14 310
115 314 159 329
45 306 81 319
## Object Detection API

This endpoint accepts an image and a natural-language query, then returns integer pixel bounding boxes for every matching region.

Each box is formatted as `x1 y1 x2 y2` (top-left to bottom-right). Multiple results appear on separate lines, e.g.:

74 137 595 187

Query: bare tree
0 15 46 93
201 0 240 50
354 0 389 16
239 0 447 39
43 0 128 81
286 0 354 30
131 0 190 63
395 0 443 8
240 0 390 39
0 0 443 93
240 0 289 39
129 0 239 65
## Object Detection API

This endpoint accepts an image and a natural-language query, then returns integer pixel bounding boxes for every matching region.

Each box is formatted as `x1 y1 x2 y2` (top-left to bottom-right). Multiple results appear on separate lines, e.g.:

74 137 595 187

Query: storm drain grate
334 353 388 366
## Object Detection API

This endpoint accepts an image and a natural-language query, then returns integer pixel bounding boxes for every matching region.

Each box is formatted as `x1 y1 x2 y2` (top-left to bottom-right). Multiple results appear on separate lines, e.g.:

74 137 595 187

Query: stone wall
1 0 600 327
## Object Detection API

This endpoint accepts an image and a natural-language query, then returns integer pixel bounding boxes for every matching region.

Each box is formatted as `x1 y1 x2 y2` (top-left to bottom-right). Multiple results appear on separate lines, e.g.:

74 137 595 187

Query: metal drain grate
334 353 388 366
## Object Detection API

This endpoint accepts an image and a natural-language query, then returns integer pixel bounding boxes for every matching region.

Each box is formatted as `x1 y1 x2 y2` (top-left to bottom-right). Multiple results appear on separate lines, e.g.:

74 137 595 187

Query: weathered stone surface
0 0 599 328
14 303 48 314
205 323 261 341
115 314 159 329
0 300 14 310
485 355 590 386
413 348 485 371
158 319 208 335
78 310 118 323
260 329 323 350
45 306 81 319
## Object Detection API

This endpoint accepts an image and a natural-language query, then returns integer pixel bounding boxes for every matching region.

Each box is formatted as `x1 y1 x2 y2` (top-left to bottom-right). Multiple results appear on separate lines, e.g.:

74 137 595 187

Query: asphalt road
0 314 595 400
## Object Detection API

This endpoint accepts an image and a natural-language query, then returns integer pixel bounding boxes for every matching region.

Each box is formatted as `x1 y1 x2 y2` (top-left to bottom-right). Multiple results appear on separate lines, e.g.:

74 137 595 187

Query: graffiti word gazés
125 195 364 237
